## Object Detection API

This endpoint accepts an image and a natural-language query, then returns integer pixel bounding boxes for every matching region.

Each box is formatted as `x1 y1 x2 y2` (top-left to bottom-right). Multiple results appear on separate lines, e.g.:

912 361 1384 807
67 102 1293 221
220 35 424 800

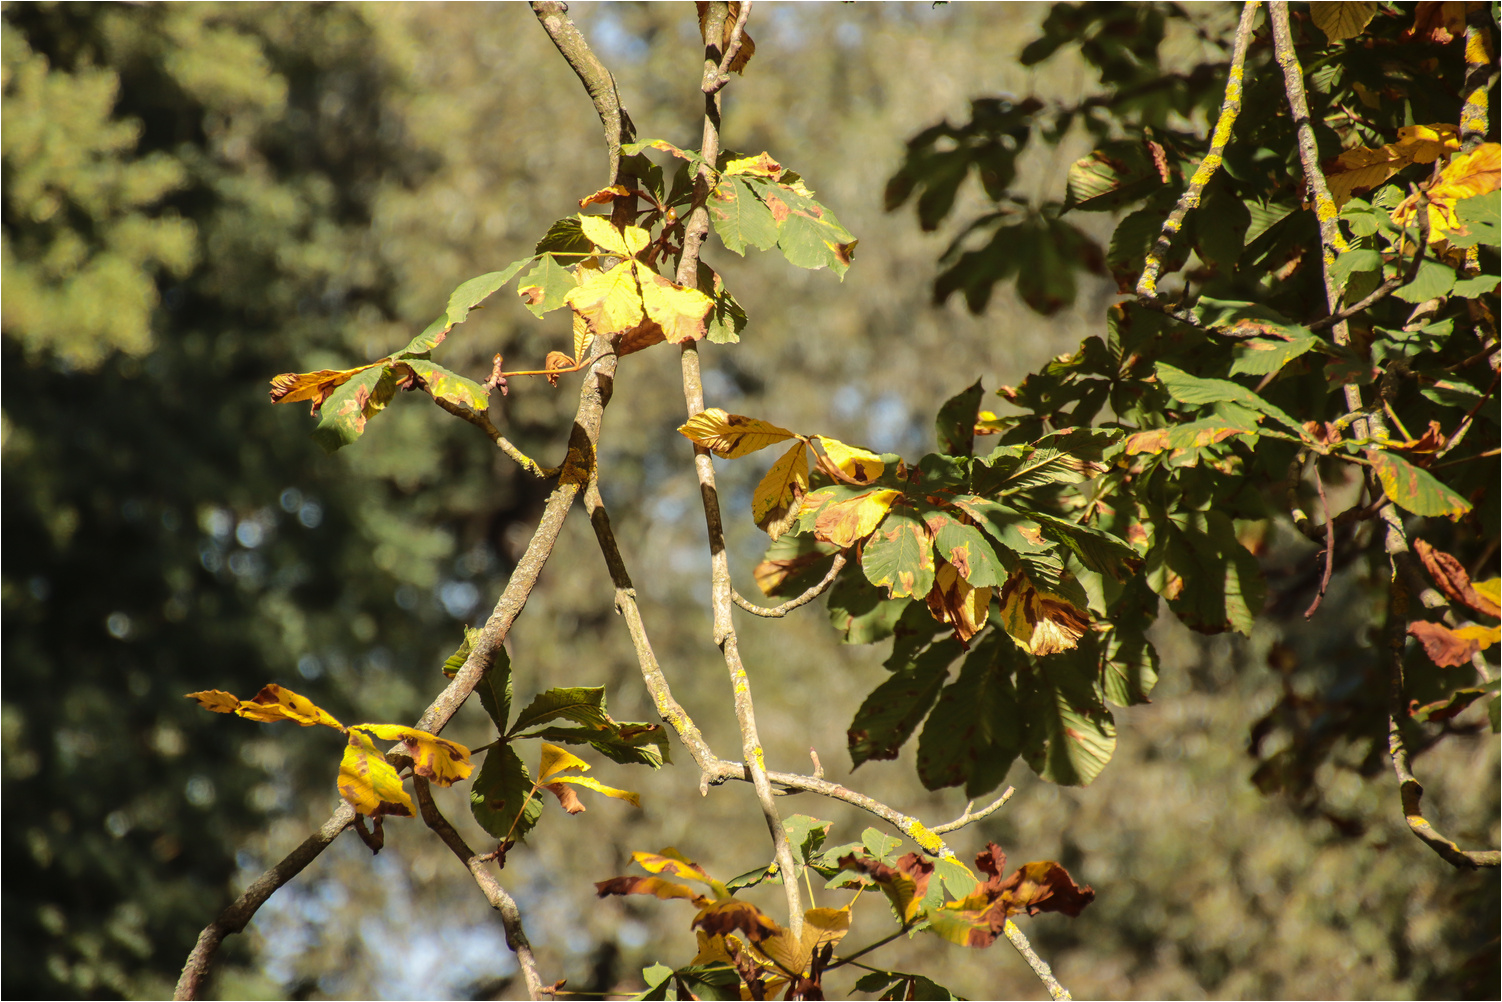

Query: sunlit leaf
813 487 902 547
1408 620 1482 667
565 260 644 339
404 360 489 413
753 439 809 540
517 254 578 318
596 874 708 907
338 729 413 817
538 741 591 782
925 561 993 644
678 408 799 457
188 683 344 729
356 724 472 786
268 361 387 414
549 774 642 809
1413 540 1501 617
862 507 935 600
635 264 713 344
1370 451 1472 519
814 435 886 484
578 215 650 258
998 570 1088 656
709 176 779 255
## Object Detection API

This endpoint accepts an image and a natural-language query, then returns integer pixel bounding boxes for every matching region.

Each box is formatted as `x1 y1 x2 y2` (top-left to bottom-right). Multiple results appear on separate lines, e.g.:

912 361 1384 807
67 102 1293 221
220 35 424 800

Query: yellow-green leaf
1371 452 1473 519
269 361 387 414
1311 1 1378 42
634 264 713 343
724 152 783 177
678 408 798 457
338 729 414 817
813 488 901 547
565 261 643 339
753 440 810 539
356 724 472 786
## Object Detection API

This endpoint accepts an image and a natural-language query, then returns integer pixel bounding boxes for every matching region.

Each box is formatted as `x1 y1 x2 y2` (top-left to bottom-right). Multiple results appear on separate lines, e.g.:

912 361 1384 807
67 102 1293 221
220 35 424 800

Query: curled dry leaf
1413 539 1502 617
998 570 1089 656
1392 142 1501 242
269 362 386 414
187 684 344 729
925 561 992 643
1408 620 1483 667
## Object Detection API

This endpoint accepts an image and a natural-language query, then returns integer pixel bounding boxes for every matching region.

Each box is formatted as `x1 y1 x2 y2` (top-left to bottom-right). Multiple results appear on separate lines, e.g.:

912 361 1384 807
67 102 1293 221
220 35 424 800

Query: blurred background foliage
1 2 1495 999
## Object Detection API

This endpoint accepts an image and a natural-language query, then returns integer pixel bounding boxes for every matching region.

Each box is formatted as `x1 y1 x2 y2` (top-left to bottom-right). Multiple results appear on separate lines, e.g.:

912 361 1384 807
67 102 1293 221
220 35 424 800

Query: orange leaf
579 184 631 209
545 782 587 814
1392 142 1501 241
596 874 709 906
1407 620 1481 667
692 898 781 945
1413 539 1501 617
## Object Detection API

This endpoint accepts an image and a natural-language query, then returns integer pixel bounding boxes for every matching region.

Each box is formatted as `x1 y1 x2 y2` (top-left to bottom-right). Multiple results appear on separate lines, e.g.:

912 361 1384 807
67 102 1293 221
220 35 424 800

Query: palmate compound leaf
186 683 344 729
1154 361 1305 437
1370 451 1473 519
752 439 809 540
471 743 542 842
997 569 1089 656
916 631 1023 795
339 728 414 817
848 637 963 769
678 408 799 457
356 724 472 786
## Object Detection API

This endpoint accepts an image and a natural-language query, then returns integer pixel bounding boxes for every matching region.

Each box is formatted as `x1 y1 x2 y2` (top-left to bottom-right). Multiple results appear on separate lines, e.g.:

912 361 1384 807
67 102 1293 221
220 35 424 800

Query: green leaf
1392 258 1458 304
310 364 400 453
1450 194 1501 248
1370 452 1472 519
862 828 903 864
1229 333 1319 376
508 686 610 735
1017 645 1116 786
1101 629 1159 706
934 856 978 899
470 744 542 842
1143 508 1266 634
936 380 985 456
520 723 670 769
782 814 834 865
932 518 1007 588
695 265 748 346
1025 510 1140 581
1155 361 1304 435
445 263 531 328
636 963 675 1002
479 642 513 733
848 638 960 768
916 632 1022 795
854 971 963 1001
1063 139 1165 213
535 216 594 256
827 568 911 644
517 255 577 318
862 508 936 599
752 179 857 278
708 177 779 255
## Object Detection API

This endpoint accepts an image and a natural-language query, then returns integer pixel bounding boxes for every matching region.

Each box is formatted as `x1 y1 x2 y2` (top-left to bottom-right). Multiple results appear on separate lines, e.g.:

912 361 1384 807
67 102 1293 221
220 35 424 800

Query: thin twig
1135 0 1260 304
677 0 804 937
174 804 356 1000
428 394 557 478
1004 919 1073 1001
731 553 847 618
1436 371 1500 459
1377 508 1501 869
932 787 1015 835
704 0 753 94
414 779 545 999
1460 5 1493 151
1306 218 1430 332
1303 461 1336 618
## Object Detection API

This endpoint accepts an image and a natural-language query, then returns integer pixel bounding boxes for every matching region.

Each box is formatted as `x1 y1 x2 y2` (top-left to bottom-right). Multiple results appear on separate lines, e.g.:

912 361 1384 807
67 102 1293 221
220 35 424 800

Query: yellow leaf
186 690 242 714
1393 143 1501 241
538 742 590 783
549 774 642 809
1396 124 1461 164
814 436 885 484
753 440 810 540
634 263 713 343
573 310 593 362
1323 124 1459 208
1452 623 1500 651
690 930 736 967
925 562 991 643
813 488 900 547
577 215 650 258
755 905 851 976
338 729 414 817
998 570 1090 656
356 724 472 786
678 408 798 457
269 361 387 414
235 684 344 729
1473 578 1501 609
723 152 783 177
633 849 720 888
565 261 644 339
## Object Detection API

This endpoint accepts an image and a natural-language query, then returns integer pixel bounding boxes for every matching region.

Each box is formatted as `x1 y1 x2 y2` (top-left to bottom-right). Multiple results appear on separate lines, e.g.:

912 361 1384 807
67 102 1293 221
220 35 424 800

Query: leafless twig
731 553 847 617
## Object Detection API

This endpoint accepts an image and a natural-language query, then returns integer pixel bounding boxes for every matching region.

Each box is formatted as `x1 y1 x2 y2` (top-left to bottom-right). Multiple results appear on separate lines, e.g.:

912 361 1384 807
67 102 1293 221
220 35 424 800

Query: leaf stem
731 553 847 618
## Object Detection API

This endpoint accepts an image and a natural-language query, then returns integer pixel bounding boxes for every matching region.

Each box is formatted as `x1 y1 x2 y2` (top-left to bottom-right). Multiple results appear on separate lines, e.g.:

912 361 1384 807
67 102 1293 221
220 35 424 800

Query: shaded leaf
848 637 961 768
916 632 1022 795
597 875 709 907
753 439 810 541
936 380 985 456
1408 620 1482 668
470 744 541 841
1017 648 1116 786
509 686 611 734
1413 539 1501 617
1311 1 1378 42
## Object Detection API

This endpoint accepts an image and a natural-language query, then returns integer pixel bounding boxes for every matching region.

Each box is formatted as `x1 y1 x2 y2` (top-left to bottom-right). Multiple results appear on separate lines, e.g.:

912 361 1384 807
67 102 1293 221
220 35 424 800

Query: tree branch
174 804 356 1000
1135 0 1260 305
414 779 545 999
530 1 635 185
1004 919 1073 1001
731 553 846 618
932 788 1015 835
674 0 804 937
1378 506 1500 869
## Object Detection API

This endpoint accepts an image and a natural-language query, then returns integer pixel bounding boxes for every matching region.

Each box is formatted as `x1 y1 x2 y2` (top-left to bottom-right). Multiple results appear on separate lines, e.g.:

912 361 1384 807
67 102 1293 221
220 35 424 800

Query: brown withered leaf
545 782 586 815
925 561 992 644
1414 539 1501 617
1405 2 1467 43
836 852 933 925
544 350 575 386
697 2 756 73
998 571 1090 656
692 898 781 945
579 184 631 209
1408 620 1482 667
269 362 387 414
927 844 1095 948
